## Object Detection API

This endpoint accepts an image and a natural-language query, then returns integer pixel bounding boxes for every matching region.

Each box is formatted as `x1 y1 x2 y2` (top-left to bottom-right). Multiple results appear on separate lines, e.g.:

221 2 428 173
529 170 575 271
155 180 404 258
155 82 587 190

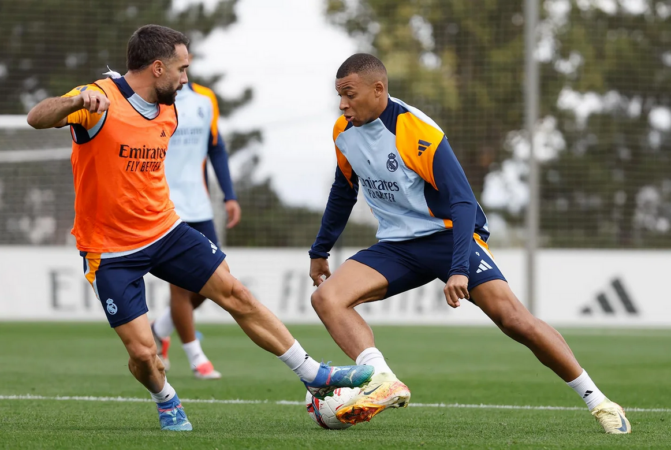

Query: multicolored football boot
157 395 192 431
591 399 631 434
303 362 374 399
336 372 411 424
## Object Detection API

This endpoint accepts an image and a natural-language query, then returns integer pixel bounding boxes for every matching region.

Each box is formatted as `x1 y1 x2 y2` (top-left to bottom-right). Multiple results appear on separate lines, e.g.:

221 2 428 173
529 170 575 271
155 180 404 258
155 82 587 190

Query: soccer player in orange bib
26 25 374 432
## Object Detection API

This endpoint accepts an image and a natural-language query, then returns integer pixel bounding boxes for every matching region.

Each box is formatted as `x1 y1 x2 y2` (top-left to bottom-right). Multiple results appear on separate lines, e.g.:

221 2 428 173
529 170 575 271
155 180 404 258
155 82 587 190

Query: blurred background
1 0 670 326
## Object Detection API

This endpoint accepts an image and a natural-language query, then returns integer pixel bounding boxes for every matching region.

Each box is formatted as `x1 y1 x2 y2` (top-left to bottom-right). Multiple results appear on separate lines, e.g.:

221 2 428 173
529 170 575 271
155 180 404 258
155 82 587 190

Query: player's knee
311 290 323 312
311 287 335 315
127 342 157 366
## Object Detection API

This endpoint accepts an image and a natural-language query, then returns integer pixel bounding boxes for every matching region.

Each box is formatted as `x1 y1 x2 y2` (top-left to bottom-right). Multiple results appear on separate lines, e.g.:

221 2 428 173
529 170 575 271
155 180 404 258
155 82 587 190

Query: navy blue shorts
350 231 506 300
81 222 226 328
186 220 220 247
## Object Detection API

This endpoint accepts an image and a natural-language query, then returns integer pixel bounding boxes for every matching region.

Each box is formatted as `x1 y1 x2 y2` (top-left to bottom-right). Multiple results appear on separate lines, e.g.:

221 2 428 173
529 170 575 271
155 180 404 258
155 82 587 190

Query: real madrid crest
106 298 118 315
386 153 398 172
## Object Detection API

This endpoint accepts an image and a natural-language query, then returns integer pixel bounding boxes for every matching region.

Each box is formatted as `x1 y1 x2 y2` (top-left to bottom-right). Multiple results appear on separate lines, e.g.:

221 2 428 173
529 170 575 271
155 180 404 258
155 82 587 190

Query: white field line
1 394 669 413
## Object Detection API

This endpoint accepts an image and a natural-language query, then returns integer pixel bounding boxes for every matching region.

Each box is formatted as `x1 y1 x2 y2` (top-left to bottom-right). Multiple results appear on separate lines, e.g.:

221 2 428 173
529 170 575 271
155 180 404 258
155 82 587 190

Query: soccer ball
305 387 360 430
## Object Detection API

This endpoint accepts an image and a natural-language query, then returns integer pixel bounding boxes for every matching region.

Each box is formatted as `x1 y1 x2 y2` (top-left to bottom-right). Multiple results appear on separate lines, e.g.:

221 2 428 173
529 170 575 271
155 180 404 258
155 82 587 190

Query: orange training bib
70 77 179 253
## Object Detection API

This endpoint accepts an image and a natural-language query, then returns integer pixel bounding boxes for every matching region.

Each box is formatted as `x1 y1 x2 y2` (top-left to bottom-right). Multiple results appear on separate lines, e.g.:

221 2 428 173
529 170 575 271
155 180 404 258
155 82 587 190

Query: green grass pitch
1 323 669 449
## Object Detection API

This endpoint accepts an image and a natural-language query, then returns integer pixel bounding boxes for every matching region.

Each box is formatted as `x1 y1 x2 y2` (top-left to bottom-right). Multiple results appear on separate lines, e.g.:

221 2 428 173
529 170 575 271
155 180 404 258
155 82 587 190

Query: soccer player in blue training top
151 54 241 380
26 25 374 432
308 53 631 434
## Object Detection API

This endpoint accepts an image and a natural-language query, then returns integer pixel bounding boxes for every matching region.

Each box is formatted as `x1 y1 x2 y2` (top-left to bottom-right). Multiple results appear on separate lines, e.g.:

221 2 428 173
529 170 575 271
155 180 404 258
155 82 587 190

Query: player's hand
310 258 331 287
444 274 469 308
225 200 241 229
77 90 110 114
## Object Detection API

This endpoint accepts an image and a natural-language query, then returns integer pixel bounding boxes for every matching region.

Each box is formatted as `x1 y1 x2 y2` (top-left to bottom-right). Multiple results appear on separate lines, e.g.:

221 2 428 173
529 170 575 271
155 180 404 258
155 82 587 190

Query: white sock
278 340 320 382
356 347 394 375
567 369 606 410
153 307 174 339
150 377 176 404
182 340 209 369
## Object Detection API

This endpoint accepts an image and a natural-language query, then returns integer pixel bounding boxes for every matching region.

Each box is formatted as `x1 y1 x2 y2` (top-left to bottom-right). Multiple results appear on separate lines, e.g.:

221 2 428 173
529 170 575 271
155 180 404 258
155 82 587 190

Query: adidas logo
583 390 593 398
160 130 167 137
475 259 492 274
580 278 639 316
418 139 432 156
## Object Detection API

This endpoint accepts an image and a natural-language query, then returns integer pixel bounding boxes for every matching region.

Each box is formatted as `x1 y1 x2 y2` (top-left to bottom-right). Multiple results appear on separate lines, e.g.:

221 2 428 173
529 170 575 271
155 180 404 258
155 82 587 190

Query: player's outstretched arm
27 90 109 129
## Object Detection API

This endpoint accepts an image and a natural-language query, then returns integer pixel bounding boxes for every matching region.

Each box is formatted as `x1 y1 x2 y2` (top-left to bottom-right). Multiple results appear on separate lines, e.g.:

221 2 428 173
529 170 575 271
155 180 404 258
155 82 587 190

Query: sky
184 0 360 212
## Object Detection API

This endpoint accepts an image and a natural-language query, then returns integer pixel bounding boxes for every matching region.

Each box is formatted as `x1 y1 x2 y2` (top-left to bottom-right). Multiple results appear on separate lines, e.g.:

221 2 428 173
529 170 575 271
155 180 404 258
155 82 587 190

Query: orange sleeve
62 84 106 130
333 115 355 188
395 112 445 190
191 83 220 145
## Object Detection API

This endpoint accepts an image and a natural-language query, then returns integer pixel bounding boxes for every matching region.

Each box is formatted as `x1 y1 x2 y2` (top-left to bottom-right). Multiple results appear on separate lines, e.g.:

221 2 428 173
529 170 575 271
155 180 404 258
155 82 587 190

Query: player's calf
125 343 166 392
222 280 259 318
115 316 192 430
204 266 258 319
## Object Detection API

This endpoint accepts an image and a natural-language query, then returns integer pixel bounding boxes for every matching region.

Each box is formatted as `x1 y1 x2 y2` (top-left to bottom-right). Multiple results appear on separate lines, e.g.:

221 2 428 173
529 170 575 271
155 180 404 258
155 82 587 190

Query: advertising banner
0 246 667 327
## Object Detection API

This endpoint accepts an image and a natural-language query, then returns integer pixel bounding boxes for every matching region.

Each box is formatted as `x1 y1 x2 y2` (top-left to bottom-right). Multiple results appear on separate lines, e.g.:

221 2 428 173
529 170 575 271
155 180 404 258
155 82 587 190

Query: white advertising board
536 250 671 327
0 246 668 326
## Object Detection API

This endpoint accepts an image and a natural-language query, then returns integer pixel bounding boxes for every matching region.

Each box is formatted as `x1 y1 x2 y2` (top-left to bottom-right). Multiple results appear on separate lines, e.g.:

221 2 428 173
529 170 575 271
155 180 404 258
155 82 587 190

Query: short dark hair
127 25 189 71
336 53 387 79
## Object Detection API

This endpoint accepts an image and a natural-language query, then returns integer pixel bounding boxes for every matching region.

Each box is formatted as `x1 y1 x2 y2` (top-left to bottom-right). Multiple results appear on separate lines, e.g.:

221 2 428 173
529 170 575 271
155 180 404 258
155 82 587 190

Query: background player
308 53 631 434
25 26 374 431
151 55 241 380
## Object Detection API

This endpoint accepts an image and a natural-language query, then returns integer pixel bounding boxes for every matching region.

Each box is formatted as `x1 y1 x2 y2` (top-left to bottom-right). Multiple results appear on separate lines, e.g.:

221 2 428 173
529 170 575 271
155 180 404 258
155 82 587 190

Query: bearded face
156 81 179 106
